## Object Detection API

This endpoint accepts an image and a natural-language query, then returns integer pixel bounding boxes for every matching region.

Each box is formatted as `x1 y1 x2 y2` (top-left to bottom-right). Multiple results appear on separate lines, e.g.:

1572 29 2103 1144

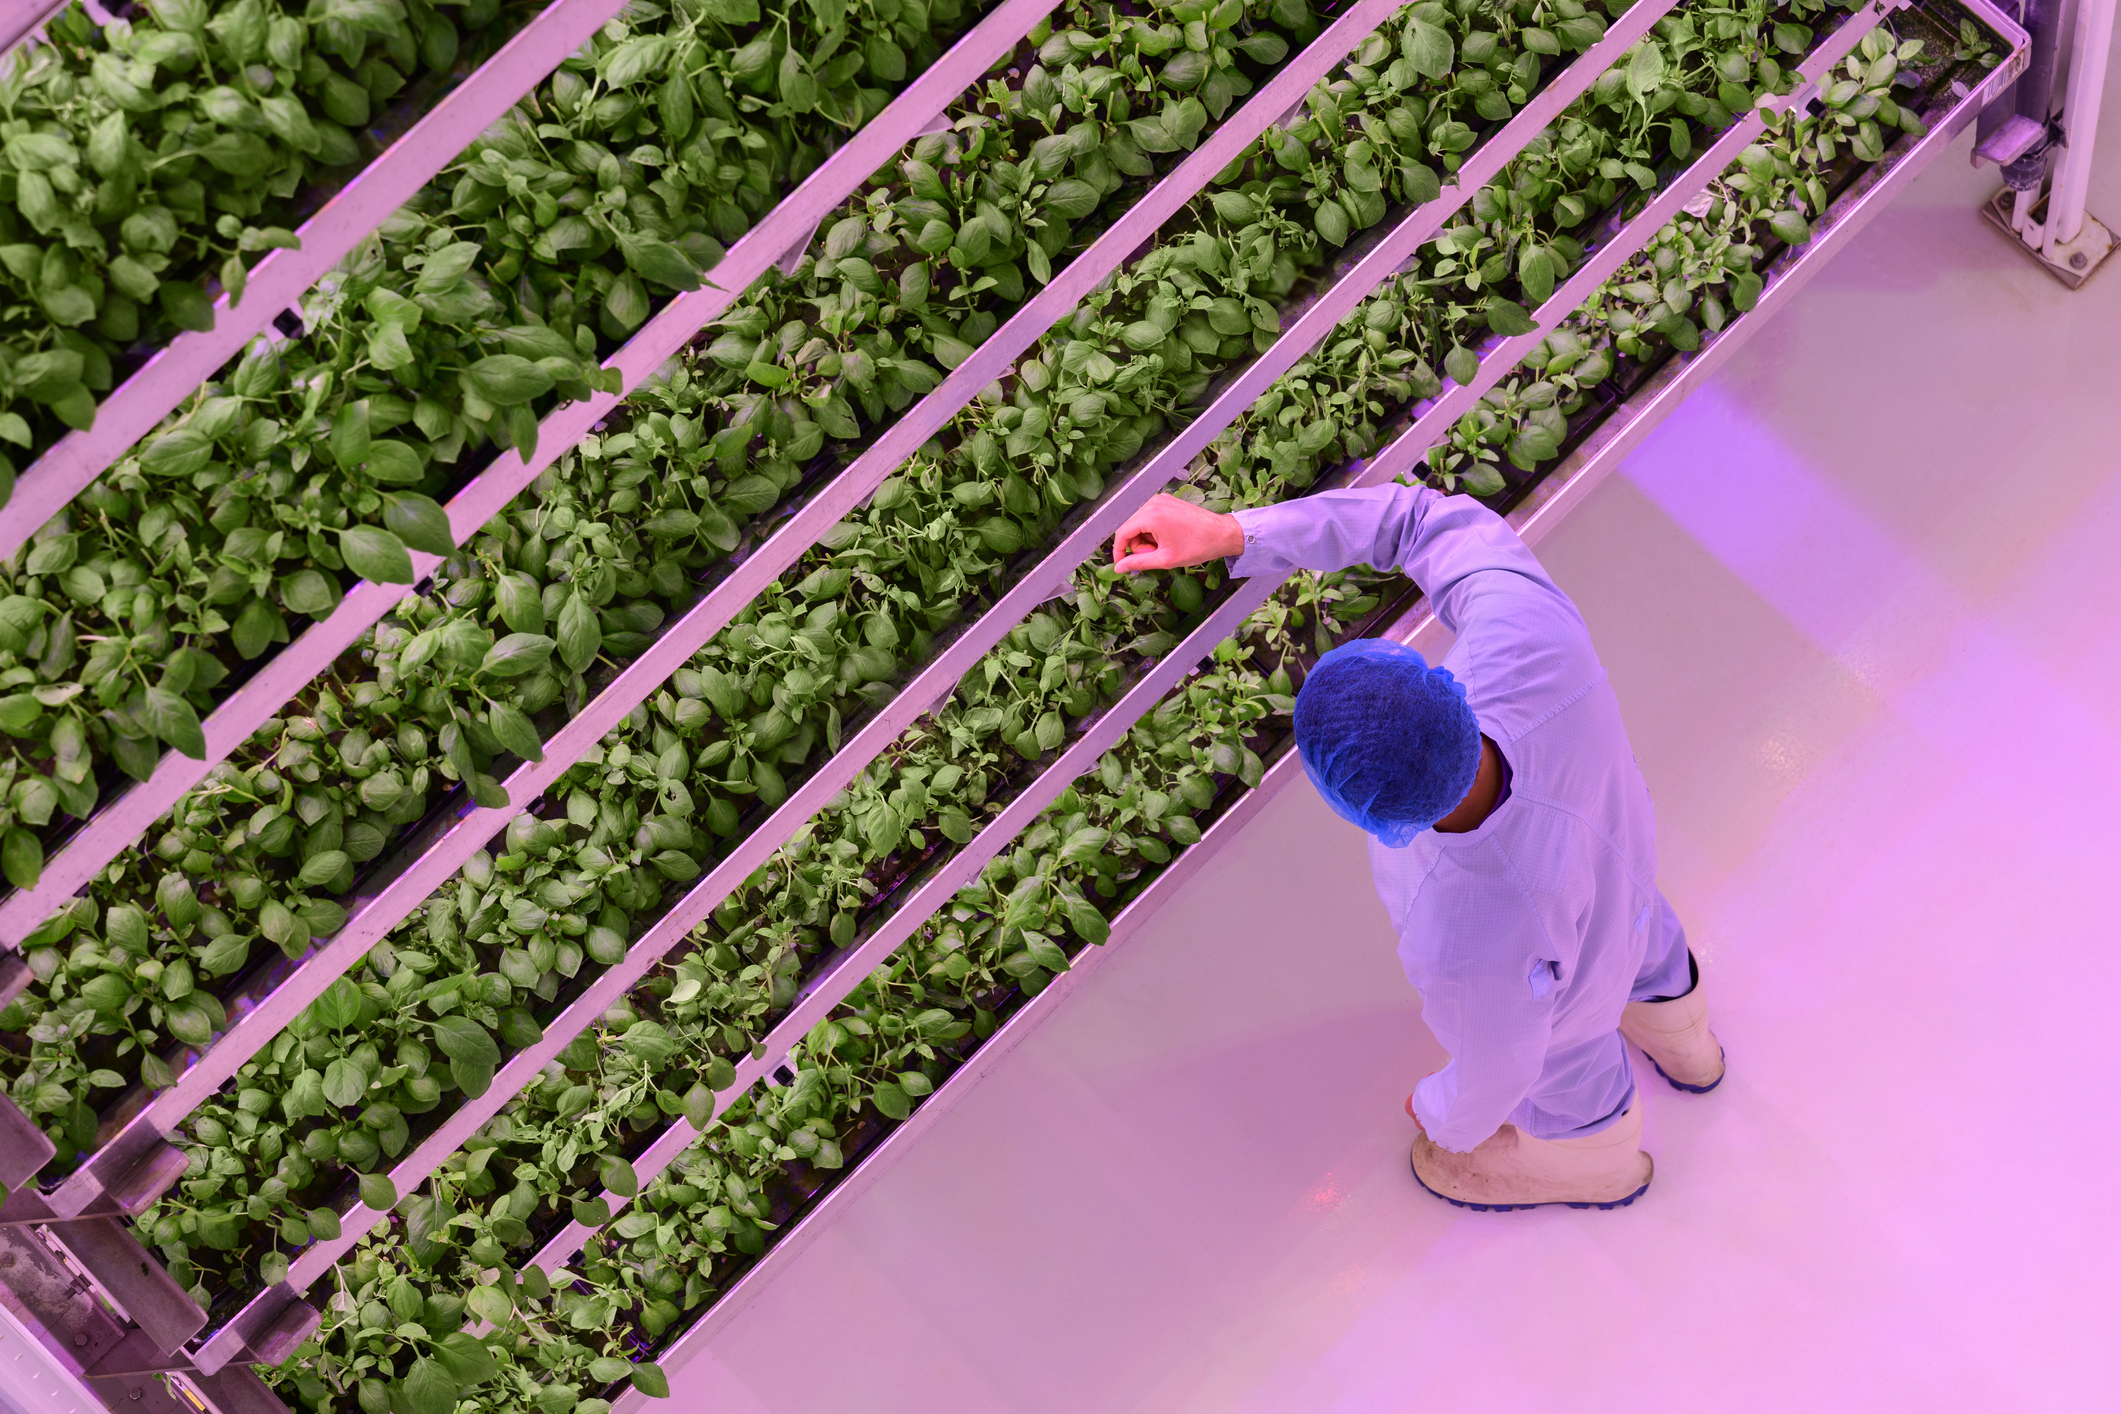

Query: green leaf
1517 244 1557 305
598 1154 640 1198
1058 827 1110 865
323 1057 367 1108
1314 198 1350 247
1065 896 1110 946
340 526 415 584
142 687 207 759
620 1019 679 1065
1626 40 1667 101
486 702 544 763
297 850 348 887
1769 210 1812 244
398 1358 458 1414
382 493 454 556
463 355 554 407
1406 18 1454 78
631 1365 670 1399
870 1082 909 1120
452 1055 495 1099
1026 935 1069 972
1045 179 1100 220
495 573 544 635
1485 297 1538 337
556 592 599 673
617 231 701 291
431 1333 499 1387
466 1284 512 1326
482 633 557 678
571 1196 612 1227
358 1172 399 1212
432 1016 500 1068
316 977 362 1030
1 828 41 890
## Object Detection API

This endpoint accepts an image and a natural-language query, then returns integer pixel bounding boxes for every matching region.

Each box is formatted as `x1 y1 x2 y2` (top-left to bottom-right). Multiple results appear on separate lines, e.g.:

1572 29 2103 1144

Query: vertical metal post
2046 0 2116 246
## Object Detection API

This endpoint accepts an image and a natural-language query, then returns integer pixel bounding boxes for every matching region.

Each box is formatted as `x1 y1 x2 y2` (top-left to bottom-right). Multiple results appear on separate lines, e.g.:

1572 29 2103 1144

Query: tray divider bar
0 0 72 56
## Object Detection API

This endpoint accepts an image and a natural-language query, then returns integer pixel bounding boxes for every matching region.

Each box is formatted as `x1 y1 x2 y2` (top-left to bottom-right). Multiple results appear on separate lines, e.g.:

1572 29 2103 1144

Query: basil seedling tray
0 0 565 546
0 0 1061 951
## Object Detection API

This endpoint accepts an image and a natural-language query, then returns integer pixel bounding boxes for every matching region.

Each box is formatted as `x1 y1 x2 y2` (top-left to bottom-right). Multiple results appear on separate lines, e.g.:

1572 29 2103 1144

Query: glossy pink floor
659 84 2121 1414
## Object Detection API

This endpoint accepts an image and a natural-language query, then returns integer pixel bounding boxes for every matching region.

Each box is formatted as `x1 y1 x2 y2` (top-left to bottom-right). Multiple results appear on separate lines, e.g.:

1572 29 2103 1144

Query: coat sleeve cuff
1226 502 1304 578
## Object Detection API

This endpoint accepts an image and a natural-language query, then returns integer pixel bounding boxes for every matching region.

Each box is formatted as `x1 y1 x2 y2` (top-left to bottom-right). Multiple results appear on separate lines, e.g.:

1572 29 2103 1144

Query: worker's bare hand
1112 493 1245 573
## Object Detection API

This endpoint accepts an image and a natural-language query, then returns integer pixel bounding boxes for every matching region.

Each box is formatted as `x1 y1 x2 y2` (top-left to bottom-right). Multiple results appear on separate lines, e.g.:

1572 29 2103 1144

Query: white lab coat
1231 485 1691 1151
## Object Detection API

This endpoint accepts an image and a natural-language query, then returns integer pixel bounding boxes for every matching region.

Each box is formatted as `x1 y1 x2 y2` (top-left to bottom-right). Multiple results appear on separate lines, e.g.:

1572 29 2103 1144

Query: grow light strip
1351 0 1907 489
178 0 1424 1359
101 0 1401 1215
0 0 634 559
208 0 1675 1323
0 0 1063 958
517 0 2031 1327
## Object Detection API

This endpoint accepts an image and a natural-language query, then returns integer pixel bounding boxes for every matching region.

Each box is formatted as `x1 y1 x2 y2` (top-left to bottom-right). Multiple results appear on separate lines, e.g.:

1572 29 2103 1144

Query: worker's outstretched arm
1114 486 1600 717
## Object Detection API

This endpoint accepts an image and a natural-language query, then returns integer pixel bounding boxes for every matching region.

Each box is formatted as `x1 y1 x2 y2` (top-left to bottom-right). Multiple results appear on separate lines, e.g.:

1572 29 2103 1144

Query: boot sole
1408 1152 1652 1212
1644 1044 1727 1095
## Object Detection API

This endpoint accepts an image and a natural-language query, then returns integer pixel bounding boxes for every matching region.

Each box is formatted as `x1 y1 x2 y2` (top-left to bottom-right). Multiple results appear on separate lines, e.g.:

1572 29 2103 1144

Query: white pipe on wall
2046 0 2116 250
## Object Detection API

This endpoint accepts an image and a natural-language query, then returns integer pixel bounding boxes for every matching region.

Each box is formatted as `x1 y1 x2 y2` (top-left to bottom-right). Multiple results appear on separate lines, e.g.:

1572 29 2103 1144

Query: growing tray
0 0 1064 952
0 0 626 558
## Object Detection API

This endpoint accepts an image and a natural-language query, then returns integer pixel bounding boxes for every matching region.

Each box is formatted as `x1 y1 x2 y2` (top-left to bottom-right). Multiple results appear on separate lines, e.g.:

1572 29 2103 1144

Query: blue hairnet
1293 639 1482 846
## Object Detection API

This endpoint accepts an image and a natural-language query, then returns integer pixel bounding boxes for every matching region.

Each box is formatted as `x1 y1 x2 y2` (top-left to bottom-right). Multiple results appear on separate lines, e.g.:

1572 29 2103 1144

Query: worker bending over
1112 484 1724 1211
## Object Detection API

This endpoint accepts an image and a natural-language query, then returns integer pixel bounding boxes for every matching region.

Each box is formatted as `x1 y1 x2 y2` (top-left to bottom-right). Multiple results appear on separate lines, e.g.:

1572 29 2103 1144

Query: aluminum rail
0 0 69 57
90 0 1398 1236
178 0 1418 1367
215 0 1676 1321
0 0 1062 955
559 0 2036 1352
0 0 631 557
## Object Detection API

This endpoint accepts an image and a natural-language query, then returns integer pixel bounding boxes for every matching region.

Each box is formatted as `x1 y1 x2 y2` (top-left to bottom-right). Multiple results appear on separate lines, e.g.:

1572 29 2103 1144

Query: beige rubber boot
1409 1096 1652 1211
1622 965 1726 1093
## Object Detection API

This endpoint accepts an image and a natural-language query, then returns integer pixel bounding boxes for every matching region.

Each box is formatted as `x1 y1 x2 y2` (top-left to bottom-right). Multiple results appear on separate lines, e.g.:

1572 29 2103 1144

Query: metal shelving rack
0 0 2033 1404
